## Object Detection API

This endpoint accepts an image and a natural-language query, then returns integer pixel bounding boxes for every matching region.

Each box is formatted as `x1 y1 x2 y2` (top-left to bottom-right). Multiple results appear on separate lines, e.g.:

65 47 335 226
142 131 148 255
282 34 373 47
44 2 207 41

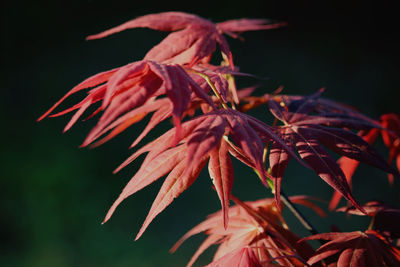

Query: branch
280 190 319 236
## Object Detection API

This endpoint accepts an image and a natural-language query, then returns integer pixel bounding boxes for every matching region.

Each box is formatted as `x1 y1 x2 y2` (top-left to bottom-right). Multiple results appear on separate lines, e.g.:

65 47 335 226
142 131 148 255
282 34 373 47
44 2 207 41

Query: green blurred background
2 0 399 266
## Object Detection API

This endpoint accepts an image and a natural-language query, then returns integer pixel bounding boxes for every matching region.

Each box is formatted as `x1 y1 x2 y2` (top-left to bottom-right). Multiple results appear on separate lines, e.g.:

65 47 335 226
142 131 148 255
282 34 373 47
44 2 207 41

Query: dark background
2 0 399 266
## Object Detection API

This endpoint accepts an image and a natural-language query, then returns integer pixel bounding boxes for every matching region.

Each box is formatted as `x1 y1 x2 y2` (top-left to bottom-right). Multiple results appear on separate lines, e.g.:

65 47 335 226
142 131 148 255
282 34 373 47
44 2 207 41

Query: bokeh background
2 0 399 266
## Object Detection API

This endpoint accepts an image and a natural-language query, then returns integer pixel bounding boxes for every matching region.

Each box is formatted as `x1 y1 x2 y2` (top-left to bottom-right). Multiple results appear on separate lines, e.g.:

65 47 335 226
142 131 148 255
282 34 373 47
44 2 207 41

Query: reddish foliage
171 196 322 266
101 109 302 239
329 114 400 210
381 114 400 183
267 89 395 212
86 12 284 67
300 230 400 266
337 201 400 240
39 11 400 267
38 60 215 146
206 247 263 267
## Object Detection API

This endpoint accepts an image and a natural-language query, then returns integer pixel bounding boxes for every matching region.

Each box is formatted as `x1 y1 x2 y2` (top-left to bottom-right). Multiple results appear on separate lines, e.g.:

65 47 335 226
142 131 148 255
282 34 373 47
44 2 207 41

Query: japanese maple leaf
86 66 238 149
105 113 227 240
300 230 400 266
86 12 285 67
336 200 393 216
267 89 396 212
171 196 321 267
337 201 400 240
38 60 215 146
329 113 400 210
205 247 262 267
102 109 301 239
381 113 400 183
240 89 382 129
328 129 380 210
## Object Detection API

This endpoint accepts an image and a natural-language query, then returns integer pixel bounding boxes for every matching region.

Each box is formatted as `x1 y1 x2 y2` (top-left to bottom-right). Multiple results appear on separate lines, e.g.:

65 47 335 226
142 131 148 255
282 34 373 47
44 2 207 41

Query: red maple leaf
205 247 262 267
101 109 301 239
329 113 400 210
300 230 400 266
328 128 380 210
86 12 285 67
337 201 400 240
381 113 400 183
171 196 321 267
267 89 395 212
38 60 216 146
37 11 400 267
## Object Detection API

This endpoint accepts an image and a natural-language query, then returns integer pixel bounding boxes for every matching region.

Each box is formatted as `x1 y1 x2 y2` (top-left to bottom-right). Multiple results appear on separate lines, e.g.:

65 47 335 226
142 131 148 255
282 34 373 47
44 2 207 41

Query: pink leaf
38 68 118 121
207 247 262 267
103 145 186 223
86 12 283 67
136 158 207 240
208 140 234 229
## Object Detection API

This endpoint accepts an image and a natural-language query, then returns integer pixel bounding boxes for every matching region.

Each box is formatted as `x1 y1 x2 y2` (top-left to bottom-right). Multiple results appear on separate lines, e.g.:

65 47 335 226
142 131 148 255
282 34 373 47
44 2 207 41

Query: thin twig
280 190 319 236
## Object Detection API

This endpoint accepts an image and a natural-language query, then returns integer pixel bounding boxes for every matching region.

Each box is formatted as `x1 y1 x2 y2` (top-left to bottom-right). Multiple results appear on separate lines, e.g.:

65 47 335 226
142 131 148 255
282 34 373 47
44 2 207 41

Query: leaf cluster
39 12 400 266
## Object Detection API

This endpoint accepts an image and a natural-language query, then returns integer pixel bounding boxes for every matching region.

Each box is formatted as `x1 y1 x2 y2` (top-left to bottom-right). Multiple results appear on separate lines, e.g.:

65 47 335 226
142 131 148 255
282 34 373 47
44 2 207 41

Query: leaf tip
37 113 46 122
78 142 88 149
85 35 97 41
134 230 144 241
101 217 109 225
